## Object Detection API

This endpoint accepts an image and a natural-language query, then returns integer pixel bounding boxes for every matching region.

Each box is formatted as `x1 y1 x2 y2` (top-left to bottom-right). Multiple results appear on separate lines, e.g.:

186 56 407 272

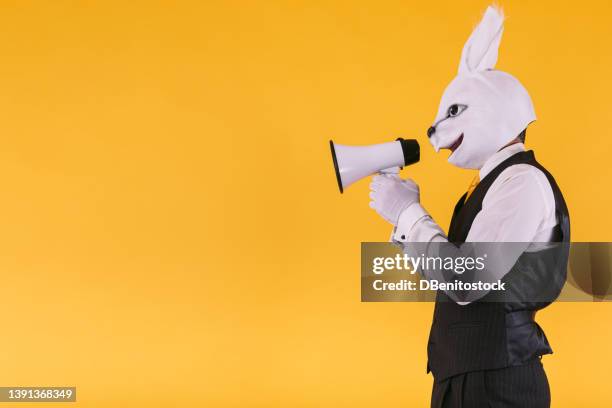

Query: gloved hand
369 174 420 225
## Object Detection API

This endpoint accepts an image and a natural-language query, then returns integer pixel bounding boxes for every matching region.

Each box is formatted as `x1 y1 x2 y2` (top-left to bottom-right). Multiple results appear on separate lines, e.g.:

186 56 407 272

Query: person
368 6 570 408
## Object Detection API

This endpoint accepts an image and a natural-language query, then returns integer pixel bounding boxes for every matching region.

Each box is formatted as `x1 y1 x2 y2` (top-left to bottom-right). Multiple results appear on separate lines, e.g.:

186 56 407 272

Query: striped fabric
431 358 550 407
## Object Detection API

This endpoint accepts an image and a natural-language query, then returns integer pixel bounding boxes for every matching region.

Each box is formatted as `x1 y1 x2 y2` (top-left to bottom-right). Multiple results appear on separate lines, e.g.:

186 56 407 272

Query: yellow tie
465 174 480 202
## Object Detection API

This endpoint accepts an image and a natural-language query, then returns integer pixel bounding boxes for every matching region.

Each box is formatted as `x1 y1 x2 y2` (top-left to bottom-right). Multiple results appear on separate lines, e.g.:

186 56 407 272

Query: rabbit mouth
442 133 464 153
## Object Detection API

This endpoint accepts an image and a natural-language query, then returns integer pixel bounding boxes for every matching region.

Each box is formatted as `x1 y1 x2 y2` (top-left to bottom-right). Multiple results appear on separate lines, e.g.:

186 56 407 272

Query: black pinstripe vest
427 150 570 381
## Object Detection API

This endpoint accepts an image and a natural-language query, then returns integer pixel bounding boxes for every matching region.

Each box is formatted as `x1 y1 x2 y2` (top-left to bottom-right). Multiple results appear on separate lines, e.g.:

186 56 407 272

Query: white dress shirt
391 143 559 303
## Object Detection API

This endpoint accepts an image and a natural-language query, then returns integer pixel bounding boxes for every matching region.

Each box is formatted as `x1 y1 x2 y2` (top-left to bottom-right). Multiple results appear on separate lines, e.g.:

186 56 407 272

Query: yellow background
0 0 610 406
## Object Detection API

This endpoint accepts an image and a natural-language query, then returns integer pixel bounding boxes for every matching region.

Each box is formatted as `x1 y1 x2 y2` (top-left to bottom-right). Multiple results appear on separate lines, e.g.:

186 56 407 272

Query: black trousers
431 359 550 408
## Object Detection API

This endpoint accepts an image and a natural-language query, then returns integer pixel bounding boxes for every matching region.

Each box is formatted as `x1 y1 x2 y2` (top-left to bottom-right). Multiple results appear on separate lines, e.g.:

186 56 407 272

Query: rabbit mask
427 6 536 170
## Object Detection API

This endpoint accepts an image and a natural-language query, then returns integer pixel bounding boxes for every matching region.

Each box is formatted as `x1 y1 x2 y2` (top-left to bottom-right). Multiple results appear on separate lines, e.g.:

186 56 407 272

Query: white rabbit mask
427 6 536 170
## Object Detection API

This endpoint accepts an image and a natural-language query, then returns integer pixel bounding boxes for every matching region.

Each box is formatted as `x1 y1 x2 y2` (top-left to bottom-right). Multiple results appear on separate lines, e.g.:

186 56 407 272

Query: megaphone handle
378 166 400 175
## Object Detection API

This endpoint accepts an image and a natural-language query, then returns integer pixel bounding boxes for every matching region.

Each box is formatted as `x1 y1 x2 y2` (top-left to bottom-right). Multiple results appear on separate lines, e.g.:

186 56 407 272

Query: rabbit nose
427 126 436 138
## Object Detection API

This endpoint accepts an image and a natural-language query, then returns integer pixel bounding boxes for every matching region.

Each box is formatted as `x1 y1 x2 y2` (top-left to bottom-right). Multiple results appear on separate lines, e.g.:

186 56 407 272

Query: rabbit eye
447 104 467 117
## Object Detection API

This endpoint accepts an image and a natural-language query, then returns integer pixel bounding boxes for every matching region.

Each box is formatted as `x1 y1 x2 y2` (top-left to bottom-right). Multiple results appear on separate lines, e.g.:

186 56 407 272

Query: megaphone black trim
329 140 344 193
397 138 420 167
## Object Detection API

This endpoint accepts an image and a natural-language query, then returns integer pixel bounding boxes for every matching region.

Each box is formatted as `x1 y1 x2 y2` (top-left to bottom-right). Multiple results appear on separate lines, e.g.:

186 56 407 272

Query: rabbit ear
458 6 505 74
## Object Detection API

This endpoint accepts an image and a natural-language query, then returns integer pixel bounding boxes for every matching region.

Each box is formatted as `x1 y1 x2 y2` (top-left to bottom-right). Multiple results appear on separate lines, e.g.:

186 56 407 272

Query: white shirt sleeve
391 164 557 303
392 164 556 244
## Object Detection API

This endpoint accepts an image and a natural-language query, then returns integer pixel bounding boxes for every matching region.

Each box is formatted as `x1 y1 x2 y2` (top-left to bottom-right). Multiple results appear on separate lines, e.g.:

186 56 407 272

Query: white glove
369 174 420 225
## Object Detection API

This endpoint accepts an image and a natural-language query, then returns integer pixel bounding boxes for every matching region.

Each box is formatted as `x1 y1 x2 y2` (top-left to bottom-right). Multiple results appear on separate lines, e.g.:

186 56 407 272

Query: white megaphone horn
329 138 420 193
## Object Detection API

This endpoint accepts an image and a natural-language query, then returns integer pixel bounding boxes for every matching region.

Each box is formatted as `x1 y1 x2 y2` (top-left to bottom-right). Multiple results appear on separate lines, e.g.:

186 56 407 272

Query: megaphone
329 138 420 193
